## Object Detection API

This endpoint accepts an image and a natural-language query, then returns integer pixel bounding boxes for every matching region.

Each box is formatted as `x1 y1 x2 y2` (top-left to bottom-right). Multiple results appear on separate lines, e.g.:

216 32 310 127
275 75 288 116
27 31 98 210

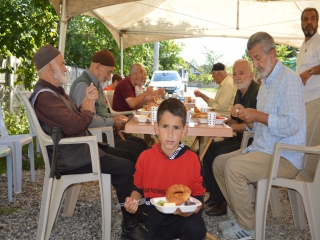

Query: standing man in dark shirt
203 59 260 216
31 44 146 240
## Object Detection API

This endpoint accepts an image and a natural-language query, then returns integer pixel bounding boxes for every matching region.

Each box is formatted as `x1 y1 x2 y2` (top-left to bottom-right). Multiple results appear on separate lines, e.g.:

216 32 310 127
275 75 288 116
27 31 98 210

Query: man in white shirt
194 63 236 112
296 7 320 126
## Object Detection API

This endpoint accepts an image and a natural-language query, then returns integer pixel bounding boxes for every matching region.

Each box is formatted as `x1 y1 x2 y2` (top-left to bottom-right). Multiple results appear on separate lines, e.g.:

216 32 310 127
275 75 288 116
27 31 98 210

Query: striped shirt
244 61 306 170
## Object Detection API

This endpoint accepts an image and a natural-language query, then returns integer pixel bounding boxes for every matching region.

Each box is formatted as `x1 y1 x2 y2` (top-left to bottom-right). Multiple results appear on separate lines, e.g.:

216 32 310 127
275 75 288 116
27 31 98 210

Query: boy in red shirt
124 98 206 240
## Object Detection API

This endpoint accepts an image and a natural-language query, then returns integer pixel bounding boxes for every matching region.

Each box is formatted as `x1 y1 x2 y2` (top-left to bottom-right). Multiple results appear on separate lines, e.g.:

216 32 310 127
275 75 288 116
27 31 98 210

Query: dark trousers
104 132 148 162
60 143 137 220
203 137 241 202
146 213 206 240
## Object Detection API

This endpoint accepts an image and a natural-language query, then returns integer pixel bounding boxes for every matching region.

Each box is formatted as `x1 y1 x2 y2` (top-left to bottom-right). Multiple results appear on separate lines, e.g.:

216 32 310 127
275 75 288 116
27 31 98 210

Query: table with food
125 100 233 161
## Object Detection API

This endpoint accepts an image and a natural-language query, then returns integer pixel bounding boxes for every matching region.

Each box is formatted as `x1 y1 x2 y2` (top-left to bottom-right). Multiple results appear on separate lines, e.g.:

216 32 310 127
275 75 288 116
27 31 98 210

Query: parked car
149 70 185 94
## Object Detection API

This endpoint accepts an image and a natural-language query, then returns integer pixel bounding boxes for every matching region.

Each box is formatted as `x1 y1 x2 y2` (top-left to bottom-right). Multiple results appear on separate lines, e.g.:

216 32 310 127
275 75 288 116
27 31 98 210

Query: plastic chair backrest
20 91 58 172
104 90 135 116
297 105 320 181
0 101 9 137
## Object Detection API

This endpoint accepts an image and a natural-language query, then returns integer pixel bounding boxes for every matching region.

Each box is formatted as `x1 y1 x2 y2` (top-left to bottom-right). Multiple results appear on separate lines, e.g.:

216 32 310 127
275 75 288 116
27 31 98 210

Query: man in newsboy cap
194 62 236 112
30 44 147 240
69 49 148 161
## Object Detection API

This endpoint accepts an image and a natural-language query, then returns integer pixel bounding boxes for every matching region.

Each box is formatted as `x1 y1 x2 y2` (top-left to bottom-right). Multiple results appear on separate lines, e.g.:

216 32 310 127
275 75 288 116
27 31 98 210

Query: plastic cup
207 112 217 126
151 106 158 124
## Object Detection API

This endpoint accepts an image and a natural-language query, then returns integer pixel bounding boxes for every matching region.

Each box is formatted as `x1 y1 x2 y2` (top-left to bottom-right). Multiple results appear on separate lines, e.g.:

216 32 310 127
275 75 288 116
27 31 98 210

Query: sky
175 37 248 67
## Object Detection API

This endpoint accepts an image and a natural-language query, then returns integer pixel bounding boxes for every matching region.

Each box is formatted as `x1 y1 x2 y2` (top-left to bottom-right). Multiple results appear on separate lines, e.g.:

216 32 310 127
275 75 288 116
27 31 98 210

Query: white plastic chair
256 105 320 240
20 91 114 216
0 145 13 202
104 90 135 116
20 91 112 240
0 100 35 195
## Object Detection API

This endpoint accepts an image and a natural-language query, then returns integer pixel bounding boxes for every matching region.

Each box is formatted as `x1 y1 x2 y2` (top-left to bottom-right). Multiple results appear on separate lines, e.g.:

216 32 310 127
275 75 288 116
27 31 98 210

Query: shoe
121 219 147 240
222 222 255 240
204 200 219 208
205 201 227 216
218 215 236 231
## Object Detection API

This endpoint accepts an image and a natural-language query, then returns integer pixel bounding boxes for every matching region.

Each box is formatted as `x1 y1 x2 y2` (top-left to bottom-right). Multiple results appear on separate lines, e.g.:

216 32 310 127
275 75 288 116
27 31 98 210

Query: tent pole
120 33 124 76
58 0 68 54
236 0 239 30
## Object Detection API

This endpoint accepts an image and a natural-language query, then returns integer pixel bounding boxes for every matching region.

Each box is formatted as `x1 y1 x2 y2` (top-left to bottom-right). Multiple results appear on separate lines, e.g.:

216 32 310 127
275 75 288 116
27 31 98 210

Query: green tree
201 46 223 74
158 40 187 71
65 16 185 78
242 44 298 78
0 0 59 89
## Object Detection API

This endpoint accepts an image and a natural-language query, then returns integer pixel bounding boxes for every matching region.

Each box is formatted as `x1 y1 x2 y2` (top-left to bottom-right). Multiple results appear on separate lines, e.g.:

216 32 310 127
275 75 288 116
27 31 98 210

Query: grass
0 207 17 215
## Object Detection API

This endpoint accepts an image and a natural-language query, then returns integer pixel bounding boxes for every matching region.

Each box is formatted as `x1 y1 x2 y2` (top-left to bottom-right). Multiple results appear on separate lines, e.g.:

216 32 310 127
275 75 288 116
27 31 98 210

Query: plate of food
138 109 151 115
151 197 201 214
135 115 151 123
150 184 201 214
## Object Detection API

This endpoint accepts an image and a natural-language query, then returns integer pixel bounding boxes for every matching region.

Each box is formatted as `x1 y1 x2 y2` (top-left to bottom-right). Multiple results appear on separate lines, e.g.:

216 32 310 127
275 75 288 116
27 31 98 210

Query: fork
116 198 146 208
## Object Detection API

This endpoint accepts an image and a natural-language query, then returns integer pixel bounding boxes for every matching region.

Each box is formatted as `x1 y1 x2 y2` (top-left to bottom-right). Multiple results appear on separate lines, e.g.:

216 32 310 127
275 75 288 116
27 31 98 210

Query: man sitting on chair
213 32 306 240
31 44 146 240
113 63 165 111
203 59 260 217
69 50 148 161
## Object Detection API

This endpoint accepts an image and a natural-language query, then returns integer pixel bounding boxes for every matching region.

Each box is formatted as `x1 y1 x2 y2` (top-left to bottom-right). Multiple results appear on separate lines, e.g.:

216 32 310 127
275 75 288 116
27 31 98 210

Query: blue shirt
244 61 306 170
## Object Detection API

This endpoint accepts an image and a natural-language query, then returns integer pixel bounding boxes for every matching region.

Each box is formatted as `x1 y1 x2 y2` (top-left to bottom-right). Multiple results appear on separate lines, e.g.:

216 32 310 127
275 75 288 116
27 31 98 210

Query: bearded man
213 32 306 240
203 59 260 217
296 7 320 127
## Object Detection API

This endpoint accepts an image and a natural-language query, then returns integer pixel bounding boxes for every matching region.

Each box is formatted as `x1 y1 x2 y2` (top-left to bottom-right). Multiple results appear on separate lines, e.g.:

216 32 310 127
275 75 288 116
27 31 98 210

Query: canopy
51 0 320 51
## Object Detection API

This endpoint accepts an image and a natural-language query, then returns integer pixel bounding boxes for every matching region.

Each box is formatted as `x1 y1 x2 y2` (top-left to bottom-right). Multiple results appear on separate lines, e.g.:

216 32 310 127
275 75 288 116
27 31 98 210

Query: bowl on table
150 197 201 214
135 115 151 123
215 117 227 125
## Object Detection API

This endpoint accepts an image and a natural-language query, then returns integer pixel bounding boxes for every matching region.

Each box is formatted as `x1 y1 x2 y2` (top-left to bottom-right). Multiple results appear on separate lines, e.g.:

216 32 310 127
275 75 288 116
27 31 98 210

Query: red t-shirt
113 76 136 111
103 85 113 91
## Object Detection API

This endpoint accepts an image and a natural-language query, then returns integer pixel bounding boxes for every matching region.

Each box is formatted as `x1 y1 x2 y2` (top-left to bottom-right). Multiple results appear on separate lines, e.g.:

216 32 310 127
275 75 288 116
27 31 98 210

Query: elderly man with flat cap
194 62 236 113
69 50 148 161
30 44 147 240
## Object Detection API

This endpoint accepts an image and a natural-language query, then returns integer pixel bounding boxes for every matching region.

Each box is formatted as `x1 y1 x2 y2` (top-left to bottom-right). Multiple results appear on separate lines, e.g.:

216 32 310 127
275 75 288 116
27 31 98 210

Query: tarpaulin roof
51 0 320 49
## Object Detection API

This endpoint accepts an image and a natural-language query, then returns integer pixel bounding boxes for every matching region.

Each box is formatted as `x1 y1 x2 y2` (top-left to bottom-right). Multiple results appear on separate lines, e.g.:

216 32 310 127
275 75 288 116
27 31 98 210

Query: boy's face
154 111 188 157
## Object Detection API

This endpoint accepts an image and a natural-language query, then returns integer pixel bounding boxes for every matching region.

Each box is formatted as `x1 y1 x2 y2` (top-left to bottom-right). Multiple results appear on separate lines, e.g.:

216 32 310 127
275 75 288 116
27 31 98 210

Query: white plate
215 117 227 125
138 110 151 115
150 197 201 214
197 117 207 124
135 115 151 123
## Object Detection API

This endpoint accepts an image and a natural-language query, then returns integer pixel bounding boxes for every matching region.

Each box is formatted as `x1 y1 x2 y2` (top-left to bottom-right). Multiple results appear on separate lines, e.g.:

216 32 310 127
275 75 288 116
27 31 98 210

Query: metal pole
120 33 123 76
58 0 68 54
153 42 159 72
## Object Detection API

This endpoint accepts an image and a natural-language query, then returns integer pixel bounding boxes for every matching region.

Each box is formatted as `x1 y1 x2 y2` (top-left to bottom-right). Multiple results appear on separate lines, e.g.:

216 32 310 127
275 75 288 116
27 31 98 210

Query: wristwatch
308 68 313 75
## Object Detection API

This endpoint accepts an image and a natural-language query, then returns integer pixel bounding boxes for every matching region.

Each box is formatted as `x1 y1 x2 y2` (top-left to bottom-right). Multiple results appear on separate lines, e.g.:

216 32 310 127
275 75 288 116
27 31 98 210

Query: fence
0 56 85 113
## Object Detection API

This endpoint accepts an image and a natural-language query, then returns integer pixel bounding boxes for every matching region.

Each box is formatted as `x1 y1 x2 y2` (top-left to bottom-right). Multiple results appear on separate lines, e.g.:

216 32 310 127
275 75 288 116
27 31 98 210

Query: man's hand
194 90 202 98
231 104 245 118
153 88 165 98
86 83 98 101
113 115 128 130
236 108 259 124
299 70 312 86
81 98 95 113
